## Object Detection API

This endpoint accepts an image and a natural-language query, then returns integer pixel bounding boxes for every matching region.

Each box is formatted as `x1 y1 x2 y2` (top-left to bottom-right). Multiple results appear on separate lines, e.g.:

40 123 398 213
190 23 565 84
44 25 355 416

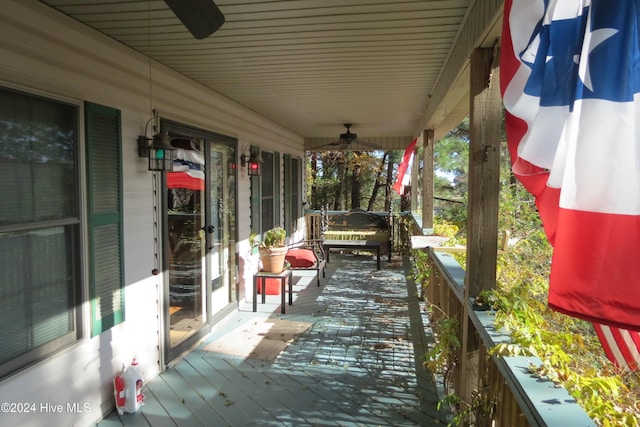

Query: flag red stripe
594 324 640 371
593 325 627 370
167 172 204 191
548 209 640 331
392 137 417 195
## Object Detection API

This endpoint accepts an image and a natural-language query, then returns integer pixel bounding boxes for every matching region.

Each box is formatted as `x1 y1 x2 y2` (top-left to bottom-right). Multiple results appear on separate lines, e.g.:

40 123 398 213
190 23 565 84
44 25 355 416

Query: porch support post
460 46 502 409
466 46 501 298
410 138 420 213
421 129 435 231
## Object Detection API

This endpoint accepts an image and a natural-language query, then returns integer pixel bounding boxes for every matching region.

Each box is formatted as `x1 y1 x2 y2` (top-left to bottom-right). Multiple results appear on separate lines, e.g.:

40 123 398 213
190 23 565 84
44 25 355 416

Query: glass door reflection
207 147 236 314
167 138 206 350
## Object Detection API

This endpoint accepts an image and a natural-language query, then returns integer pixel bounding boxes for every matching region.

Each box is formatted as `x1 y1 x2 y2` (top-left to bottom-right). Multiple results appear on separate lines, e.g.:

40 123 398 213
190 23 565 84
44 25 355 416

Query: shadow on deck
97 253 450 426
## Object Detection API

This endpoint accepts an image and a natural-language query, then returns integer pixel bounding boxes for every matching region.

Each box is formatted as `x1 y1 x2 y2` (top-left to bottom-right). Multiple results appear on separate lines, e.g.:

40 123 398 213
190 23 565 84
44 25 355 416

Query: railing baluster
422 247 594 427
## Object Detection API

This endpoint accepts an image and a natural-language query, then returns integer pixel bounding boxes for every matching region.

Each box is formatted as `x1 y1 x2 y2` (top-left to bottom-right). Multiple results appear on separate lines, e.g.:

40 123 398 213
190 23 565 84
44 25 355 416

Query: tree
307 150 392 211
367 151 390 211
432 118 470 231
384 151 398 211
350 152 362 209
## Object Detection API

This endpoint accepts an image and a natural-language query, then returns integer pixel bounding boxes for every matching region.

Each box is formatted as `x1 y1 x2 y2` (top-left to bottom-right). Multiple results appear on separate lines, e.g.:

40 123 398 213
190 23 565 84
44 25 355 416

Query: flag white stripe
620 329 640 365
401 154 413 187
559 96 640 214
599 325 631 372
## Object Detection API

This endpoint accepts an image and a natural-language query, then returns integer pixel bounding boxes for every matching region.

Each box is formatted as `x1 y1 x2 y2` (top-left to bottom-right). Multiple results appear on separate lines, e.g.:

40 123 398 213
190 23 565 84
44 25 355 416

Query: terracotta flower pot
259 246 288 273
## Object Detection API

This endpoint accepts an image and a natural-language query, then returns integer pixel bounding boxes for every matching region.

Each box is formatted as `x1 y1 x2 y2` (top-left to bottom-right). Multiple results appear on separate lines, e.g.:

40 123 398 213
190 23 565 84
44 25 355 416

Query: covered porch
0 2 616 425
97 252 447 426
97 221 594 426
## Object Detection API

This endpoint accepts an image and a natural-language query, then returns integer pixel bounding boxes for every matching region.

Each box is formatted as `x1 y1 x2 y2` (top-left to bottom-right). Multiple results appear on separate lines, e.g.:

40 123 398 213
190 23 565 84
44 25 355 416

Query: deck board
183 353 278 426
220 357 332 425
96 255 449 427
166 358 234 426
161 369 228 426
144 379 203 427
134 385 177 427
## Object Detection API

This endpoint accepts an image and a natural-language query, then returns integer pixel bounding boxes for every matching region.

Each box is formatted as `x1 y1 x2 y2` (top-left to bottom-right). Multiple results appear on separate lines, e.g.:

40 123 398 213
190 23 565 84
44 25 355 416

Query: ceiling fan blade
311 140 343 150
314 140 381 151
352 139 382 150
163 0 225 39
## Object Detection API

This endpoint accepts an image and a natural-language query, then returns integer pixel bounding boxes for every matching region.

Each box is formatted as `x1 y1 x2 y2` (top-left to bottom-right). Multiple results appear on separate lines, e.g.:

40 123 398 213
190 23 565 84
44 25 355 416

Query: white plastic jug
122 358 144 413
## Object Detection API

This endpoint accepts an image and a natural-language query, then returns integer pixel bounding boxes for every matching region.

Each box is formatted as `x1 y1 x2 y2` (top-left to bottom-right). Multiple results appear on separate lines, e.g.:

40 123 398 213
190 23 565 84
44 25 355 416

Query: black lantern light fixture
137 113 176 172
240 146 263 176
150 131 176 171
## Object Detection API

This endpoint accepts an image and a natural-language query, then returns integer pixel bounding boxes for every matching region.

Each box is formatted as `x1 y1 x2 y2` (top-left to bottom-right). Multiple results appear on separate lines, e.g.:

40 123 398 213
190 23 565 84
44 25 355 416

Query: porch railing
424 248 595 426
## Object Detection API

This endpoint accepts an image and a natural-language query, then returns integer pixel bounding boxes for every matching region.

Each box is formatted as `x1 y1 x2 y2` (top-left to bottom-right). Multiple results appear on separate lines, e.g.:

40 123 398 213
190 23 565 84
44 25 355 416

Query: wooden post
466 47 501 299
421 129 435 231
410 140 420 212
400 190 411 212
459 46 502 410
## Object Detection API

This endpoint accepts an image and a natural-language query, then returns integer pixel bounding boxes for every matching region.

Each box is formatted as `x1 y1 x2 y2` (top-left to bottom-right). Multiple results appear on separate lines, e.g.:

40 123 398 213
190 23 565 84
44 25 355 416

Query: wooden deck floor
97 253 449 426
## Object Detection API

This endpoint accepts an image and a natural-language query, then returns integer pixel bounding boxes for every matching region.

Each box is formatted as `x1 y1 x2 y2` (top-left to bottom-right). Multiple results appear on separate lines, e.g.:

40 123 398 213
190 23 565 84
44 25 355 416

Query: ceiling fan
163 0 225 40
317 124 381 150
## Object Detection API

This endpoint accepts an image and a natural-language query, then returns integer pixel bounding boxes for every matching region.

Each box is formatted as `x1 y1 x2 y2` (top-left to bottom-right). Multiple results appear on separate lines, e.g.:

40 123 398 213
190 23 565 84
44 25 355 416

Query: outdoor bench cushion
285 248 317 268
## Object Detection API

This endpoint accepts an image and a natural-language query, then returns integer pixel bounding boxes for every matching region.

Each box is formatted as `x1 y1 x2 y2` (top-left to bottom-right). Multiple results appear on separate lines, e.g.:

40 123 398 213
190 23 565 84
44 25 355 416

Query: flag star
578 9 618 91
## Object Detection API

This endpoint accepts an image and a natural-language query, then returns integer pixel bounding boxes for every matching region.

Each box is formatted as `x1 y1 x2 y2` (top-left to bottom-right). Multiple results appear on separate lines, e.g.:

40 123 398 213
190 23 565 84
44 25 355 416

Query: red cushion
285 248 317 268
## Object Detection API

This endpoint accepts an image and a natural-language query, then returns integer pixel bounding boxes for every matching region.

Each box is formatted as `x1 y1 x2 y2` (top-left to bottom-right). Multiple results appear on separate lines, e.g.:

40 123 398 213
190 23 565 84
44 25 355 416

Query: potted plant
254 227 288 273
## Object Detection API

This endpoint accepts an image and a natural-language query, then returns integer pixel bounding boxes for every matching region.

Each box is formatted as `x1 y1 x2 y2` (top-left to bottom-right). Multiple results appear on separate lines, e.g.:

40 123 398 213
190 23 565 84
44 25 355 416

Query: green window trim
85 101 125 337
283 153 292 235
274 151 281 227
283 155 300 236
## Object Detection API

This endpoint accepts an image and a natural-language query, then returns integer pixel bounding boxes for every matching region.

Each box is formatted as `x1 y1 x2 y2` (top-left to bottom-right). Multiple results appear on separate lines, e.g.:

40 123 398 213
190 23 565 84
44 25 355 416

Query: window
0 90 124 377
251 149 281 235
284 155 301 235
261 151 275 231
247 149 304 243
0 88 80 375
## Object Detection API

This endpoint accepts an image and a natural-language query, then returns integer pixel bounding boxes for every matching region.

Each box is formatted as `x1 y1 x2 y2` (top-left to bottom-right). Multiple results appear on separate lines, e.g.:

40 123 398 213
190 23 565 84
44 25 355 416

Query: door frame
158 119 239 366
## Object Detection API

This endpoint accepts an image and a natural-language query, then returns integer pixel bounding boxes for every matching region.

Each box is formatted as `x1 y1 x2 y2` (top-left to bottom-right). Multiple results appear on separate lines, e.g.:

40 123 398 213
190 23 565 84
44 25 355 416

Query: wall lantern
137 131 176 172
240 147 263 176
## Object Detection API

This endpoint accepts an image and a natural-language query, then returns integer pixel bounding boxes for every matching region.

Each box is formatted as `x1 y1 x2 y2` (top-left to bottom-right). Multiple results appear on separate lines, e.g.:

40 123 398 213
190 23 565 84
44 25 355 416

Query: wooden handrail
425 249 595 426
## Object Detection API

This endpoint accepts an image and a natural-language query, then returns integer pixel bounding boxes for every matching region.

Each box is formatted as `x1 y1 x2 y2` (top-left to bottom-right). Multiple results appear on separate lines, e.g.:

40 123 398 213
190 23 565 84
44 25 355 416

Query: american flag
501 0 640 371
168 148 205 191
393 137 418 196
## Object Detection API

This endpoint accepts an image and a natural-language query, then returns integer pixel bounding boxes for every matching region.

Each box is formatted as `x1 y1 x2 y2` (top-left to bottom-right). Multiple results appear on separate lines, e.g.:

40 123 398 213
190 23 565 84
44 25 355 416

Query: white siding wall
0 1 305 426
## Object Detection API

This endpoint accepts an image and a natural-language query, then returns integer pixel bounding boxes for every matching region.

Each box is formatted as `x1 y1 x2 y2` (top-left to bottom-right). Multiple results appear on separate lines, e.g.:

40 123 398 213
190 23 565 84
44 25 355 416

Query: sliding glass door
166 137 206 352
162 122 237 361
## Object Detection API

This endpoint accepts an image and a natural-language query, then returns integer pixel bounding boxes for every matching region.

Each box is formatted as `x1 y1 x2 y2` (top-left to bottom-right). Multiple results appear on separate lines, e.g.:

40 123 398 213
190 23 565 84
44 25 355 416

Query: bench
322 239 382 270
322 208 392 260
285 240 326 286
